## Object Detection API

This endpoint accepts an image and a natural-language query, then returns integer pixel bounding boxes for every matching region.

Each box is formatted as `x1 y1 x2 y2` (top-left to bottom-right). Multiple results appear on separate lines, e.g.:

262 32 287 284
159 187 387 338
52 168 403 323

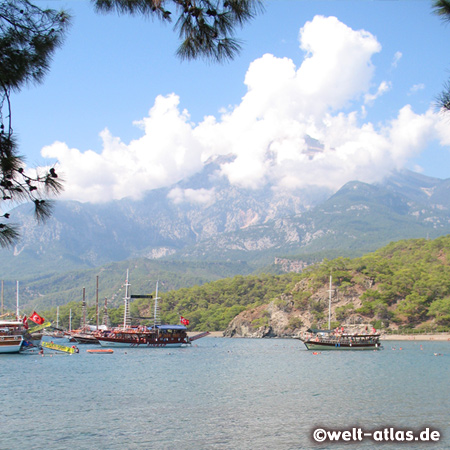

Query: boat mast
56 306 59 328
82 287 86 330
327 275 332 330
123 270 130 329
153 281 161 328
69 308 72 331
1 280 3 316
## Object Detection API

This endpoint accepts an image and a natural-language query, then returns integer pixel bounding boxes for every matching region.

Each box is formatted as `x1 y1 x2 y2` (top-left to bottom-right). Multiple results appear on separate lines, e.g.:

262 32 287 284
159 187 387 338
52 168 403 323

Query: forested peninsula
43 236 450 336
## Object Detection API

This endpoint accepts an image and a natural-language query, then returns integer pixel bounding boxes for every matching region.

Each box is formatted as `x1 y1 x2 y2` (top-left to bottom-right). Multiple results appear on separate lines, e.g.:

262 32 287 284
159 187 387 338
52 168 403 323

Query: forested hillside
39 235 450 334
225 235 450 336
0 258 253 311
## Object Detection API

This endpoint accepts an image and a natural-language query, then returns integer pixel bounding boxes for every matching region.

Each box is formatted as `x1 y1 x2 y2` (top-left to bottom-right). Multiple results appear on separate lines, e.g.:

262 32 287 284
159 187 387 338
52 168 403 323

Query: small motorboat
87 348 114 354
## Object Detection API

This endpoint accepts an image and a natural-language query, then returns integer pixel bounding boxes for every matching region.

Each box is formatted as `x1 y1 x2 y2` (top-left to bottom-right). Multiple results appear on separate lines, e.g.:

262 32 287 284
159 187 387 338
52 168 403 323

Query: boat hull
72 335 100 345
304 341 380 350
98 339 187 348
0 335 23 353
87 349 114 354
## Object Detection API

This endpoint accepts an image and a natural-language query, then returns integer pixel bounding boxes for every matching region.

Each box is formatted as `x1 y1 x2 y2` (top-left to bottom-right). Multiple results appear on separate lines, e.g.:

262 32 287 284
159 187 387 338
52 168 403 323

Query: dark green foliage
427 296 450 325
433 0 450 20
287 316 303 330
93 0 264 62
335 303 354 321
291 291 311 311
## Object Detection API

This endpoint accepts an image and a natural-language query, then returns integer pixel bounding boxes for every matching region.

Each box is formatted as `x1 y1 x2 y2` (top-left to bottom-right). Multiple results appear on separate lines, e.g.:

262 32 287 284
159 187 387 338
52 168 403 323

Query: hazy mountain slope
2 164 450 279
0 156 330 276
175 177 450 262
0 258 254 311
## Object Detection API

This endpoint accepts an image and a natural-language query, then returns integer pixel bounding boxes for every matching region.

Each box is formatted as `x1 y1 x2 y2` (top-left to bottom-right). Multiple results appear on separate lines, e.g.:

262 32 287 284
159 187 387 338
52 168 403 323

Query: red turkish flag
22 315 29 329
30 311 45 325
180 316 189 326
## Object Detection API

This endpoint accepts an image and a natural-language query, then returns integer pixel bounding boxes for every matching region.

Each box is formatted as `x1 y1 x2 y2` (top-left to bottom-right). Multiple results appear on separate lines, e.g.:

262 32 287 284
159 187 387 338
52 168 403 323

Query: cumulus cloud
167 187 216 205
40 15 450 204
364 81 391 105
42 94 206 203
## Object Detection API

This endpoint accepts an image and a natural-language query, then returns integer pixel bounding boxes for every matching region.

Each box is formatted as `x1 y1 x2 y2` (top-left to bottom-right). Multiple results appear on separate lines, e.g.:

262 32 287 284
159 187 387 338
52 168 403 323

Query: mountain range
1 155 450 305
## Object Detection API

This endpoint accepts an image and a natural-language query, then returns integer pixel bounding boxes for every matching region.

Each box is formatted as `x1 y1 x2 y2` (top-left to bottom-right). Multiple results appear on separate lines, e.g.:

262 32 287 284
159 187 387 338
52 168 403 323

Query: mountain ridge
2 161 450 281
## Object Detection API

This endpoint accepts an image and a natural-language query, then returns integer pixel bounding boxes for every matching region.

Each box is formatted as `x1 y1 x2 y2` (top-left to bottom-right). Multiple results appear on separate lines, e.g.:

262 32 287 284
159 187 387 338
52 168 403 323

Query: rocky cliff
223 277 377 338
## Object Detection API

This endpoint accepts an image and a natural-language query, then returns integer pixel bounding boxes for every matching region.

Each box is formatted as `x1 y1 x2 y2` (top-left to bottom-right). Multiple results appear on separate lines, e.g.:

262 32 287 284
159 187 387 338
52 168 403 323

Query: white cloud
364 81 391 105
408 83 425 95
392 51 402 68
42 94 206 203
167 187 216 205
40 15 450 204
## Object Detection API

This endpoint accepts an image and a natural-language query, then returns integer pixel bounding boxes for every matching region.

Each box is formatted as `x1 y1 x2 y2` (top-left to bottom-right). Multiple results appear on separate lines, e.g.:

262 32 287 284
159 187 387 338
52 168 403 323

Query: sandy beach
381 334 450 341
188 331 224 338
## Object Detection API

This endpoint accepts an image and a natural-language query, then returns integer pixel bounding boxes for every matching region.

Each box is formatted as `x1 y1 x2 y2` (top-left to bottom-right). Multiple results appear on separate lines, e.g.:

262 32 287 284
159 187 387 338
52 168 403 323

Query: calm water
1 337 449 450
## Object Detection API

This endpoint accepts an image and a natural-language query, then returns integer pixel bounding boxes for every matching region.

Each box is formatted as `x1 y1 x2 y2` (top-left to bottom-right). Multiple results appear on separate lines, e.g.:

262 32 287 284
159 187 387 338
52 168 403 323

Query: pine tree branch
0 1 69 247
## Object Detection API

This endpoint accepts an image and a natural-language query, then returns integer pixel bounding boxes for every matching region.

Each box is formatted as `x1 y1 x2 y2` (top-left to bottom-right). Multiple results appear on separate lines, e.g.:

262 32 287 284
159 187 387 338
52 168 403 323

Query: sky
11 0 450 204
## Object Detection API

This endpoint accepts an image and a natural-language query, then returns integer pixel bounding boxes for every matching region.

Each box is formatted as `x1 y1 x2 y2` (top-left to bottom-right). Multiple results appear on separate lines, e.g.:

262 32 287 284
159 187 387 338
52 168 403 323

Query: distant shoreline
381 334 450 341
189 331 224 338
189 331 450 341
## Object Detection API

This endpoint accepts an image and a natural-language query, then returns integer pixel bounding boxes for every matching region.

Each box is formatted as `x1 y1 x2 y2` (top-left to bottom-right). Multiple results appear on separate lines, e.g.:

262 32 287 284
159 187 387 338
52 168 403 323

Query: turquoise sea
1 337 449 450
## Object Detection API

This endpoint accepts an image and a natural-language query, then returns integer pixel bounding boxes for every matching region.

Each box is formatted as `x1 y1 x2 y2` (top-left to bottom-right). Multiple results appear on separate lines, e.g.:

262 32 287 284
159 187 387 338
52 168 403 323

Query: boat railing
307 332 380 344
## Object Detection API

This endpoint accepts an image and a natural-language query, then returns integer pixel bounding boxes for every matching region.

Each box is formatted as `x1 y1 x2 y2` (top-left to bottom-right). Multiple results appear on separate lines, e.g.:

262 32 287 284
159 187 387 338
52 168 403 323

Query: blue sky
11 0 450 203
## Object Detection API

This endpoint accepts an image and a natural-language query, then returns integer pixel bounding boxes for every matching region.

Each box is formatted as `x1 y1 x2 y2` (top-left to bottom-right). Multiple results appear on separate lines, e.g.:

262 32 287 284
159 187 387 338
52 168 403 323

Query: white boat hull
0 335 23 354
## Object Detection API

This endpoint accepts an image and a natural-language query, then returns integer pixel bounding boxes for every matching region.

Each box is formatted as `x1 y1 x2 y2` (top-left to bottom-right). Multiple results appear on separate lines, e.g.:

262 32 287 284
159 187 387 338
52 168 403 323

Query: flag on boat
29 311 45 325
180 316 189 326
22 315 28 329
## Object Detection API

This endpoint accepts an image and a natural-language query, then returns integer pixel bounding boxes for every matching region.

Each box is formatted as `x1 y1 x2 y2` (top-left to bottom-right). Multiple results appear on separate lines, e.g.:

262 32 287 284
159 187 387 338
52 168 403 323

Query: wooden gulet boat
96 274 206 348
299 328 381 350
298 276 381 351
97 324 190 348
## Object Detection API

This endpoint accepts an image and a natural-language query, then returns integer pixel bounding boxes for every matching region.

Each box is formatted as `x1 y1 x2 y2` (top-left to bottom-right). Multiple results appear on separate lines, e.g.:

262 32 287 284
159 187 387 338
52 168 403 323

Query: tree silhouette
0 0 69 247
94 0 264 62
